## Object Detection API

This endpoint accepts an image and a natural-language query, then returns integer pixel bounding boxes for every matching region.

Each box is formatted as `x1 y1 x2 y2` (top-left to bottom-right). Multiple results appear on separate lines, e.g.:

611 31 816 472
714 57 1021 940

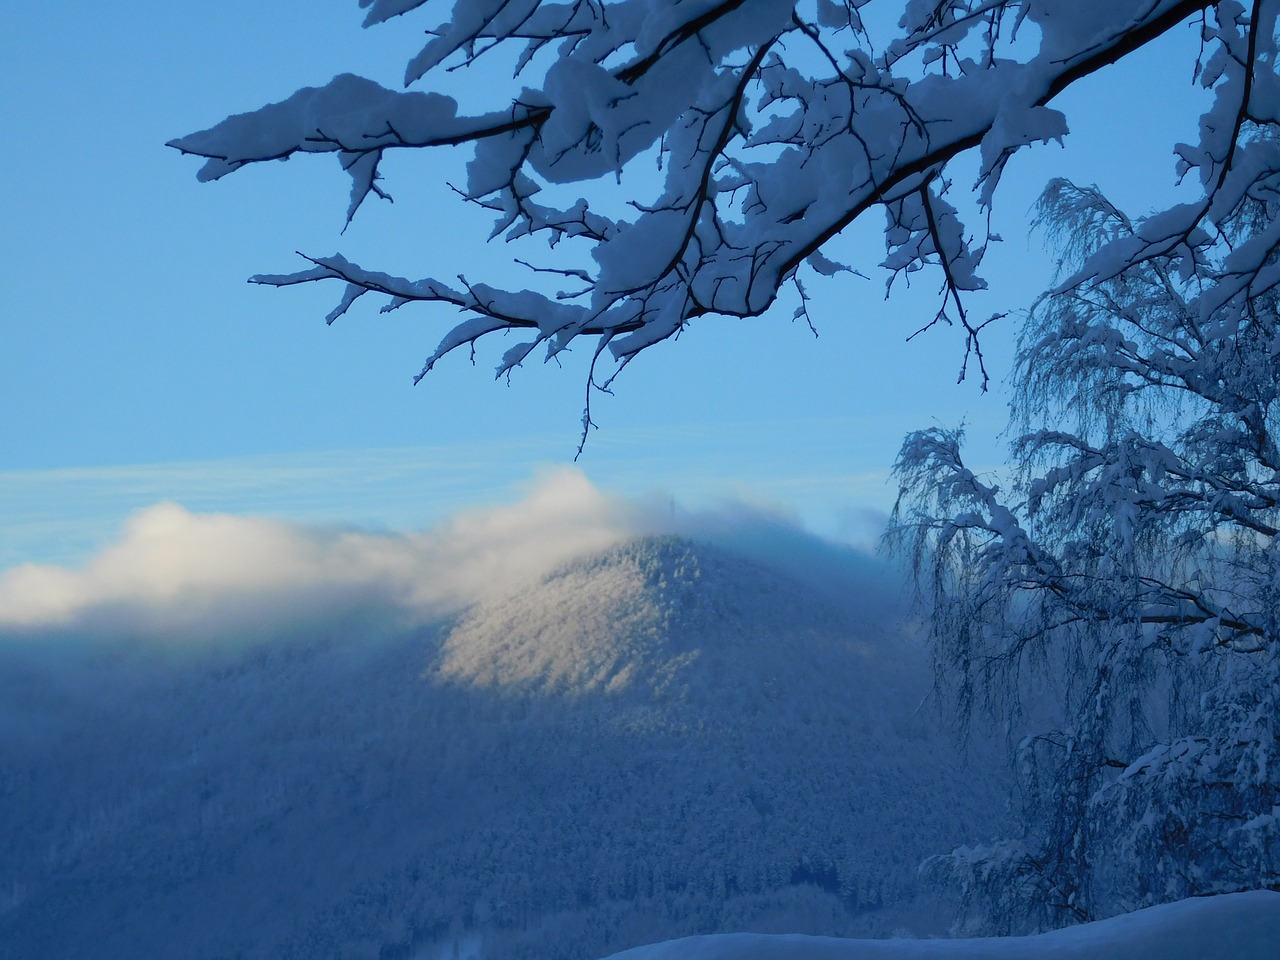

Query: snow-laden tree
172 0 1229 443
885 4 1280 933
891 156 1280 930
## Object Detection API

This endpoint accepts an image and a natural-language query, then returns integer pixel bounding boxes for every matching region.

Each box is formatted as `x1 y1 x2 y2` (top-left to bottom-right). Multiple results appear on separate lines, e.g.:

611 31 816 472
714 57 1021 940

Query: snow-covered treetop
172 1 1253 428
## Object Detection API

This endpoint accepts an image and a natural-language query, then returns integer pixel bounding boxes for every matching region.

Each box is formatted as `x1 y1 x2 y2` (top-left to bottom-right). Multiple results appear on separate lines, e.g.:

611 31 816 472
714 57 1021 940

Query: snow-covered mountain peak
434 536 914 713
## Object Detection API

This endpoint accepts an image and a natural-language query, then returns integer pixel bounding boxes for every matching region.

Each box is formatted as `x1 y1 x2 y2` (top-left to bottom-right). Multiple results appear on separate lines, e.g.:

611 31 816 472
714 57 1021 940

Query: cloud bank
0 468 652 644
0 468 895 646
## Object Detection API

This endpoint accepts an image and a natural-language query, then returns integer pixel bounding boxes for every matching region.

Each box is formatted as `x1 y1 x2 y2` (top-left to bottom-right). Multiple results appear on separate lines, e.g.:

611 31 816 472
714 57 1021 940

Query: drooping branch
172 0 1229 398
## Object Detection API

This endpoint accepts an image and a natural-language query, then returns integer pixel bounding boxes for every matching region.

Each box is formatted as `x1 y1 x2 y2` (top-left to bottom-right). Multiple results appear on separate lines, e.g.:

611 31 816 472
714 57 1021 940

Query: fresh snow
602 891 1280 960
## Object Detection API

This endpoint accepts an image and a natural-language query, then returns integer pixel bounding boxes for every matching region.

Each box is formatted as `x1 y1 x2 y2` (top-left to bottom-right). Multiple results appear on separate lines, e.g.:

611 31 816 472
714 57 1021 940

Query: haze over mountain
0 479 1008 960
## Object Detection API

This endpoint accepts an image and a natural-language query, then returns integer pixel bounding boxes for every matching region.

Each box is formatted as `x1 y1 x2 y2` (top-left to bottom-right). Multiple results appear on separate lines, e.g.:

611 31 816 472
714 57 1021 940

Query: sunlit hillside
0 536 1007 960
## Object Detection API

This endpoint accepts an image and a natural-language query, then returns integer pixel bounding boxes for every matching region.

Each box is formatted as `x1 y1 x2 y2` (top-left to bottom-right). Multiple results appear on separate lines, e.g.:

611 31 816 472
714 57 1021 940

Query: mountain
0 536 1008 960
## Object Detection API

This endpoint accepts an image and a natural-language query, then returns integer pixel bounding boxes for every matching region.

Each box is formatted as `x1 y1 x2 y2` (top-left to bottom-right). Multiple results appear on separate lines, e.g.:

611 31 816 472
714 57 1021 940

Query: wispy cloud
0 442 564 570
0 418 910 571
0 468 645 644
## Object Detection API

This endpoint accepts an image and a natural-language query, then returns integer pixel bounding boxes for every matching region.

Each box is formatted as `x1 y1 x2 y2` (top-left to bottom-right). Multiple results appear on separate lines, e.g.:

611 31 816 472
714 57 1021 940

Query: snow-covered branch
172 0 1222 400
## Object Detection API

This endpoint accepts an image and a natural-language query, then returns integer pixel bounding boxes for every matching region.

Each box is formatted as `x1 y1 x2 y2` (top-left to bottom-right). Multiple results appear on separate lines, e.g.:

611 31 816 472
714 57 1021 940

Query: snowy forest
2 533 1009 958
7 0 1280 958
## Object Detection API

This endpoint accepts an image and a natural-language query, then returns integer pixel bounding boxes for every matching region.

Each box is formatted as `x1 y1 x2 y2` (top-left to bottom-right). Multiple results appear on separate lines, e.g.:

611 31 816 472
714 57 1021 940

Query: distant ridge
0 535 1008 960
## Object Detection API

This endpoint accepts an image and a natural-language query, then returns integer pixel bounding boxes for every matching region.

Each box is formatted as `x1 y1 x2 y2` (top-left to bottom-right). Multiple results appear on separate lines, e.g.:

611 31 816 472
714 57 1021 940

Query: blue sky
2 3 1208 569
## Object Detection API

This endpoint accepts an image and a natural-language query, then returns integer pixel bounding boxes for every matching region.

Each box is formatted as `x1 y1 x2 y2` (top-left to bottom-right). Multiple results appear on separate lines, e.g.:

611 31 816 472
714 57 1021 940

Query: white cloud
0 468 644 644
0 467 894 648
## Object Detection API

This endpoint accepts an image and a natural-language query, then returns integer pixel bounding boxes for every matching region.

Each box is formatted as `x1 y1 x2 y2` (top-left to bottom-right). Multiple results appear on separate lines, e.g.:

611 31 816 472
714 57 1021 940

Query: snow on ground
600 891 1280 960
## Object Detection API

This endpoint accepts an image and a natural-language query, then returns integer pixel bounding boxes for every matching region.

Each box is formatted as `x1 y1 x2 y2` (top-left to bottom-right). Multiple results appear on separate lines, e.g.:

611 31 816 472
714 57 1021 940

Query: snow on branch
172 0 1226 410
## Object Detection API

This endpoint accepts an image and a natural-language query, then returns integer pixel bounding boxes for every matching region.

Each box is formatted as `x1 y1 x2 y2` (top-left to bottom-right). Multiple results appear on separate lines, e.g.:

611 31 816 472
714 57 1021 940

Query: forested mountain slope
0 537 1007 960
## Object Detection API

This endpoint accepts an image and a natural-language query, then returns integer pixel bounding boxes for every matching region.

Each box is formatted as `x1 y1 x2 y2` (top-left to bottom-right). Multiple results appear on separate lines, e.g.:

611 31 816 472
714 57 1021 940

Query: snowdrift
601 891 1280 960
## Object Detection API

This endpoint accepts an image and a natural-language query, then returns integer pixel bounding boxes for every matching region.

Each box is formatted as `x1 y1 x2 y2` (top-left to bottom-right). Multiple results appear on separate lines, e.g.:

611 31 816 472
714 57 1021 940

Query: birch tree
888 2 1280 931
893 176 1280 932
